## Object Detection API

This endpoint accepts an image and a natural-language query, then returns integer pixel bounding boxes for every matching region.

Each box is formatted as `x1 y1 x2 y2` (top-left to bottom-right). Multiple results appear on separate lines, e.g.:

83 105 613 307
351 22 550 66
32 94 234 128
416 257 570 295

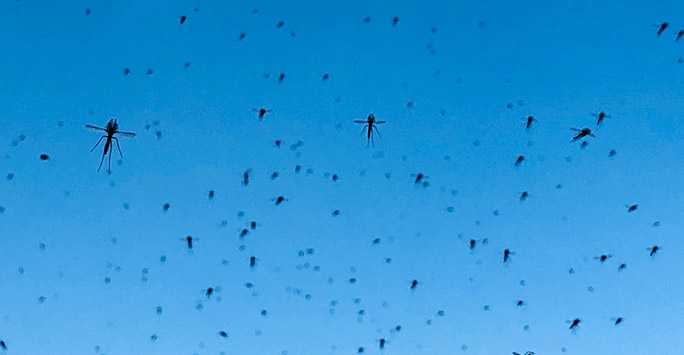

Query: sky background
1 0 684 354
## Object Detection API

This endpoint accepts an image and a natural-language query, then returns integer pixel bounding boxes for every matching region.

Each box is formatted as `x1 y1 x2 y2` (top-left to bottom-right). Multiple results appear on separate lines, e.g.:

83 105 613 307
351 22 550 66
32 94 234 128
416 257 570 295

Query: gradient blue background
1 0 683 354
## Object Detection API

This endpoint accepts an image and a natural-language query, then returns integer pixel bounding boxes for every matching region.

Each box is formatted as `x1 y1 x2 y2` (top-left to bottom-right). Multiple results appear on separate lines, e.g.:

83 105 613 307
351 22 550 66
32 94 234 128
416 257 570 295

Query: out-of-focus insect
653 22 668 36
503 249 515 263
648 245 660 257
592 111 611 125
252 108 272 120
86 119 136 174
570 128 595 141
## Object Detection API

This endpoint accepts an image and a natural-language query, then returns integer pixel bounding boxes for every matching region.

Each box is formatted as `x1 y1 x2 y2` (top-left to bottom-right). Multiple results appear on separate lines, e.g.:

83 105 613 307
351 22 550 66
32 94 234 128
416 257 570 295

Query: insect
252 108 272 120
648 245 660 257
514 155 525 167
594 254 612 263
592 111 611 125
654 22 669 36
612 317 624 325
568 318 581 330
272 196 288 205
354 114 386 147
677 30 684 41
570 127 595 141
503 249 514 263
410 279 419 290
524 116 536 129
242 169 252 186
86 119 136 174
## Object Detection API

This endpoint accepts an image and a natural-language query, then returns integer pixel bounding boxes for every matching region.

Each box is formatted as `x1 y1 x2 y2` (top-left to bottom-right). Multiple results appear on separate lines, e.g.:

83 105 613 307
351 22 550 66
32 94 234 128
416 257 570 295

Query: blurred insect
250 256 257 268
412 173 429 187
612 317 624 325
503 249 514 263
520 191 529 201
410 279 419 290
272 196 288 205
654 22 668 36
568 318 581 330
242 169 252 186
592 111 611 125
203 286 221 298
677 30 684 41
648 245 660 257
570 128 595 141
0 340 6 351
512 352 535 355
252 108 272 119
86 119 136 174
379 338 386 350
514 155 525 167
618 263 627 271
594 254 612 263
525 116 537 129
627 204 638 212
468 238 488 251
185 236 194 249
218 331 228 338
354 114 386 147
179 15 187 24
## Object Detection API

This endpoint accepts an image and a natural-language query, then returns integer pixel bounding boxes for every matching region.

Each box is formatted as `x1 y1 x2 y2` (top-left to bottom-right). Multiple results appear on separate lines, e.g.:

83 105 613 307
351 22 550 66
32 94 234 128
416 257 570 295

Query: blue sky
1 0 684 354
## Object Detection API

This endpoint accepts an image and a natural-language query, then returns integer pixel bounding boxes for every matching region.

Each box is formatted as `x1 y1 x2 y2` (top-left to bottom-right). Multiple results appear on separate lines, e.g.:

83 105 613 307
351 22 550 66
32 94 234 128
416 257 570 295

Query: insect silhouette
594 254 612 263
649 245 660 257
514 155 525 167
612 317 624 325
524 116 536 129
503 248 514 263
410 279 419 290
252 108 271 119
242 169 252 186
86 119 136 174
570 128 595 141
354 114 386 147
677 30 684 41
592 111 611 125
568 318 581 330
654 22 669 36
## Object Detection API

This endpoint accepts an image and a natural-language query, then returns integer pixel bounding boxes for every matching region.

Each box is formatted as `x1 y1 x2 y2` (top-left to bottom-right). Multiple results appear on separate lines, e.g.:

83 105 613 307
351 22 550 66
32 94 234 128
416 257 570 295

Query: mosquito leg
373 125 381 138
113 137 123 158
359 125 369 136
90 136 106 153
107 146 113 175
97 150 106 172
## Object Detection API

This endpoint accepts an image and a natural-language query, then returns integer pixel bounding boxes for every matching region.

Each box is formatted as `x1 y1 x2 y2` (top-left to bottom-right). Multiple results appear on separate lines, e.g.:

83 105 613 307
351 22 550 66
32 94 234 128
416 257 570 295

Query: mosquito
354 114 386 147
86 119 136 174
570 127 595 141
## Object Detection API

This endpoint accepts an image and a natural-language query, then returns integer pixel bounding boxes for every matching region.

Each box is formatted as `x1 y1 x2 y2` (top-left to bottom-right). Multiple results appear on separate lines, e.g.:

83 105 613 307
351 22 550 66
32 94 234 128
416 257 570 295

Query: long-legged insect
86 119 136 174
354 114 386 147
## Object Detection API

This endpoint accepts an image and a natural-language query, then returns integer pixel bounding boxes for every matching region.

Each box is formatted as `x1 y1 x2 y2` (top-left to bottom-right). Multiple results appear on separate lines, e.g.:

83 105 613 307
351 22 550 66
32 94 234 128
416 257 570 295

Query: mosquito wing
115 130 136 137
85 124 107 132
353 120 366 124
375 120 386 124
569 128 581 132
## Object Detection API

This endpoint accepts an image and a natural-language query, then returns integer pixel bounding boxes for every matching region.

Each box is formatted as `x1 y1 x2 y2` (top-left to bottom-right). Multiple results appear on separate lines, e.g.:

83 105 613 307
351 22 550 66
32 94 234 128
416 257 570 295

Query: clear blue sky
1 0 683 354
